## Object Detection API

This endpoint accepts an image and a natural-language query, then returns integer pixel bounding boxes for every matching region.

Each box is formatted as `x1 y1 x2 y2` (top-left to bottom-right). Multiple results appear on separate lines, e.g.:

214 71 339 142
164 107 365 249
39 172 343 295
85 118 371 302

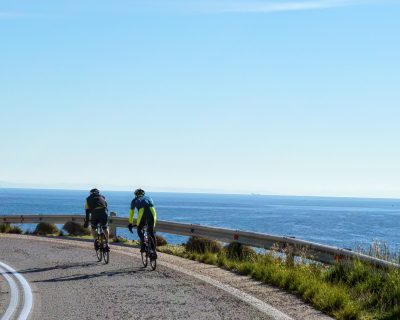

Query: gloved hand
83 219 89 228
128 223 133 233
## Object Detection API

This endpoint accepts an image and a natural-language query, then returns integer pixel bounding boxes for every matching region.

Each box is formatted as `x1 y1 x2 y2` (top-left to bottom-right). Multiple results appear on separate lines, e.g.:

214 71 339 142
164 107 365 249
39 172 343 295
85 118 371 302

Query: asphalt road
0 236 275 320
1 235 334 320
0 270 8 316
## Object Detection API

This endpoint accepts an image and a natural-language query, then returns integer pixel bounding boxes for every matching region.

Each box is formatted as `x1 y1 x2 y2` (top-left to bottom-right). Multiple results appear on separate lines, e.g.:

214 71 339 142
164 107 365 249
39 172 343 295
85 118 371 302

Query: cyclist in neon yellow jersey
128 188 157 253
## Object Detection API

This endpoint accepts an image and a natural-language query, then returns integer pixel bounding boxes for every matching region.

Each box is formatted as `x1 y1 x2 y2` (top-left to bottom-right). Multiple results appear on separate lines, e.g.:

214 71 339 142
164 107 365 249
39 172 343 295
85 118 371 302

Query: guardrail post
109 212 117 238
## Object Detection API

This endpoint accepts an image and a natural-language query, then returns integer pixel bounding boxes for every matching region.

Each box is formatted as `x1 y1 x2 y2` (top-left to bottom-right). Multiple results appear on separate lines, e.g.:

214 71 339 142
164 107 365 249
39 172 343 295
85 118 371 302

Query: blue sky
1 0 399 197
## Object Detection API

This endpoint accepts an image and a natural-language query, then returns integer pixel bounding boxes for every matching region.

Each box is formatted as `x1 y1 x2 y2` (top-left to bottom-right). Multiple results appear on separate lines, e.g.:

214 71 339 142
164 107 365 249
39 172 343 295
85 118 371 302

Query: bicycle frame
96 224 104 238
95 224 109 264
140 224 157 270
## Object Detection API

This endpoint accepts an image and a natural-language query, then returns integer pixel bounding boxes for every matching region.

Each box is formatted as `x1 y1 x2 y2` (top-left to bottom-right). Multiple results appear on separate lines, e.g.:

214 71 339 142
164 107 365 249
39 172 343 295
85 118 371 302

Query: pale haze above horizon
1 0 399 198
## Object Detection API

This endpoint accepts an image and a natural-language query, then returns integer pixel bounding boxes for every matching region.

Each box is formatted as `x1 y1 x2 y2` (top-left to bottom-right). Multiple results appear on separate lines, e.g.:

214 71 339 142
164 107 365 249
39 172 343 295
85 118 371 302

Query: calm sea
0 188 399 252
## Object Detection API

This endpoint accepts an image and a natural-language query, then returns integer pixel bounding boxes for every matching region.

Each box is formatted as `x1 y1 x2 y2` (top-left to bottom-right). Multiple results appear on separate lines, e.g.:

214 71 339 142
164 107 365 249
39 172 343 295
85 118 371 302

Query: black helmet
134 188 145 197
90 188 100 194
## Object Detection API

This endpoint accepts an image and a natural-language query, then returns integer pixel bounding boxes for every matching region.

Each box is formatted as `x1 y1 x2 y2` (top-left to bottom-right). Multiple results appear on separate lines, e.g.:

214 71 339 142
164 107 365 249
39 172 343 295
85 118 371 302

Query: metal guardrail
1 214 398 269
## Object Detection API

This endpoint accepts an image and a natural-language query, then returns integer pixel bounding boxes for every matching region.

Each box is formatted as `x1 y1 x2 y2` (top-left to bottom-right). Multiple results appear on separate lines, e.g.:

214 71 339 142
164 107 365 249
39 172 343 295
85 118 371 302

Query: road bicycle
141 224 157 270
95 224 110 264
131 224 157 270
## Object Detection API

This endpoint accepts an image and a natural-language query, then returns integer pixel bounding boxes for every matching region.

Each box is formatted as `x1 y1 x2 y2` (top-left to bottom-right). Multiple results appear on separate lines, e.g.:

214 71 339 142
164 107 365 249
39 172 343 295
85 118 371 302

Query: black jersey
85 193 107 213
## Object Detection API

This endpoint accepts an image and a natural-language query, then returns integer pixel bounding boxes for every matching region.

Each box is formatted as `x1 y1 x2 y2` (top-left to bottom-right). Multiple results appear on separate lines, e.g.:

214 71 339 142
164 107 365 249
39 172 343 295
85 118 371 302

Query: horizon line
1 186 399 201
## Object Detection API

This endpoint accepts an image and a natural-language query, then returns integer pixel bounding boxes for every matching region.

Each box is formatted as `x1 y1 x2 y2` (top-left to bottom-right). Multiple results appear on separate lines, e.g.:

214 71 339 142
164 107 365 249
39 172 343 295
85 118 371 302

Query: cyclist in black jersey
84 188 110 251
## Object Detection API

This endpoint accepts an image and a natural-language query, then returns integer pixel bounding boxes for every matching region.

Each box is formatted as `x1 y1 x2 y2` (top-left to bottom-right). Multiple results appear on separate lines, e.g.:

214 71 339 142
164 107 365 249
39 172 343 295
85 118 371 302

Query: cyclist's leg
136 216 146 251
97 210 109 249
103 226 109 244
101 226 109 251
146 212 156 252
90 214 99 249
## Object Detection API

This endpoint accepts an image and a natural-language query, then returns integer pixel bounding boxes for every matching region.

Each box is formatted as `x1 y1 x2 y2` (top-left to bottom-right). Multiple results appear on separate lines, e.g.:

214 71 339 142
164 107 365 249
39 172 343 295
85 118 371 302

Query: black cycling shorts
90 210 109 229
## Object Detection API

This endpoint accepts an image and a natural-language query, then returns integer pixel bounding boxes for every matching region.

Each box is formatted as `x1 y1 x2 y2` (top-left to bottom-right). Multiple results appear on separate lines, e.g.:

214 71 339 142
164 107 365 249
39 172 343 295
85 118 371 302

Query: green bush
0 224 7 233
380 269 400 311
156 234 168 246
8 225 23 234
0 223 23 234
62 221 90 236
33 222 59 235
185 236 222 254
225 242 257 261
323 260 400 318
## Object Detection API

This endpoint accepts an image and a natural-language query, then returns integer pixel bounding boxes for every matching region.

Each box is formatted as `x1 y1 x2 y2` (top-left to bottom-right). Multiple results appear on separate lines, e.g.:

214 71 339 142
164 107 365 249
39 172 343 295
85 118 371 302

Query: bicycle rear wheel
101 233 109 264
149 237 157 271
96 235 102 262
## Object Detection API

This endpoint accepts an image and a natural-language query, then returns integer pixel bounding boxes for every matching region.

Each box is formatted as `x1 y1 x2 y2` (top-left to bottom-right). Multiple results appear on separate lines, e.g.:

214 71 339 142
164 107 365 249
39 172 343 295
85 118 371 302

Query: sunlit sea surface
1 188 399 252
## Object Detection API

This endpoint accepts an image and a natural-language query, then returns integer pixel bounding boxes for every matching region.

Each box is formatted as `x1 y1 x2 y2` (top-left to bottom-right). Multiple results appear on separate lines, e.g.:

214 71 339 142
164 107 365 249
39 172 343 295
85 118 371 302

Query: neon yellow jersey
129 195 157 226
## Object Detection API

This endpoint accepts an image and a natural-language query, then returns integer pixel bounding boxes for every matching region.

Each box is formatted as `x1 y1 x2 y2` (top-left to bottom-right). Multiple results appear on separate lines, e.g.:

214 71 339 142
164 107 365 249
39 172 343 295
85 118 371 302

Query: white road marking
0 264 19 320
0 261 33 320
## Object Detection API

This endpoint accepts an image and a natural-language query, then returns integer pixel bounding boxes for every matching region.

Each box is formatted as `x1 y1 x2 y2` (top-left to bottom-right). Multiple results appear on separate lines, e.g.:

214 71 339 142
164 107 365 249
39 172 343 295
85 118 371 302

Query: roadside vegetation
62 221 90 236
356 240 400 265
158 236 400 320
0 223 23 234
33 222 59 235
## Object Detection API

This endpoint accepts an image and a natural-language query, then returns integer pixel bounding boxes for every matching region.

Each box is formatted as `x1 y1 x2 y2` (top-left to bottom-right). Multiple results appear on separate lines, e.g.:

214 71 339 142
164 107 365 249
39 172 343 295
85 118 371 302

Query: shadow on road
32 267 146 283
17 262 99 274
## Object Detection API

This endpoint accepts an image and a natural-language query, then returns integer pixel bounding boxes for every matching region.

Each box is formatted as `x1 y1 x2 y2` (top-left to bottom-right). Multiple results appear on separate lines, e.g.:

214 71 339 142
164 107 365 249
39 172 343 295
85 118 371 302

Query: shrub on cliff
33 222 59 235
62 221 90 236
156 234 168 246
0 223 23 234
224 242 257 261
185 236 221 254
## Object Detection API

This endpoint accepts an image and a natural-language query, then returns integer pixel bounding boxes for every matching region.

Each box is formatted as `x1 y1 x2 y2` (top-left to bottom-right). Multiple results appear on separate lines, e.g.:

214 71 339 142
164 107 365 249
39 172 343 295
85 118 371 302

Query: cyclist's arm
129 208 135 224
85 200 90 221
148 197 157 224
150 207 157 224
103 196 108 208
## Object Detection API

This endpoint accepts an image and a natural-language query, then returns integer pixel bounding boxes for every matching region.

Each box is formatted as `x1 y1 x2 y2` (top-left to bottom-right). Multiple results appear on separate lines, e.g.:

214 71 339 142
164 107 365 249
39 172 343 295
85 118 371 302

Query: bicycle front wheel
141 244 148 268
149 237 157 271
